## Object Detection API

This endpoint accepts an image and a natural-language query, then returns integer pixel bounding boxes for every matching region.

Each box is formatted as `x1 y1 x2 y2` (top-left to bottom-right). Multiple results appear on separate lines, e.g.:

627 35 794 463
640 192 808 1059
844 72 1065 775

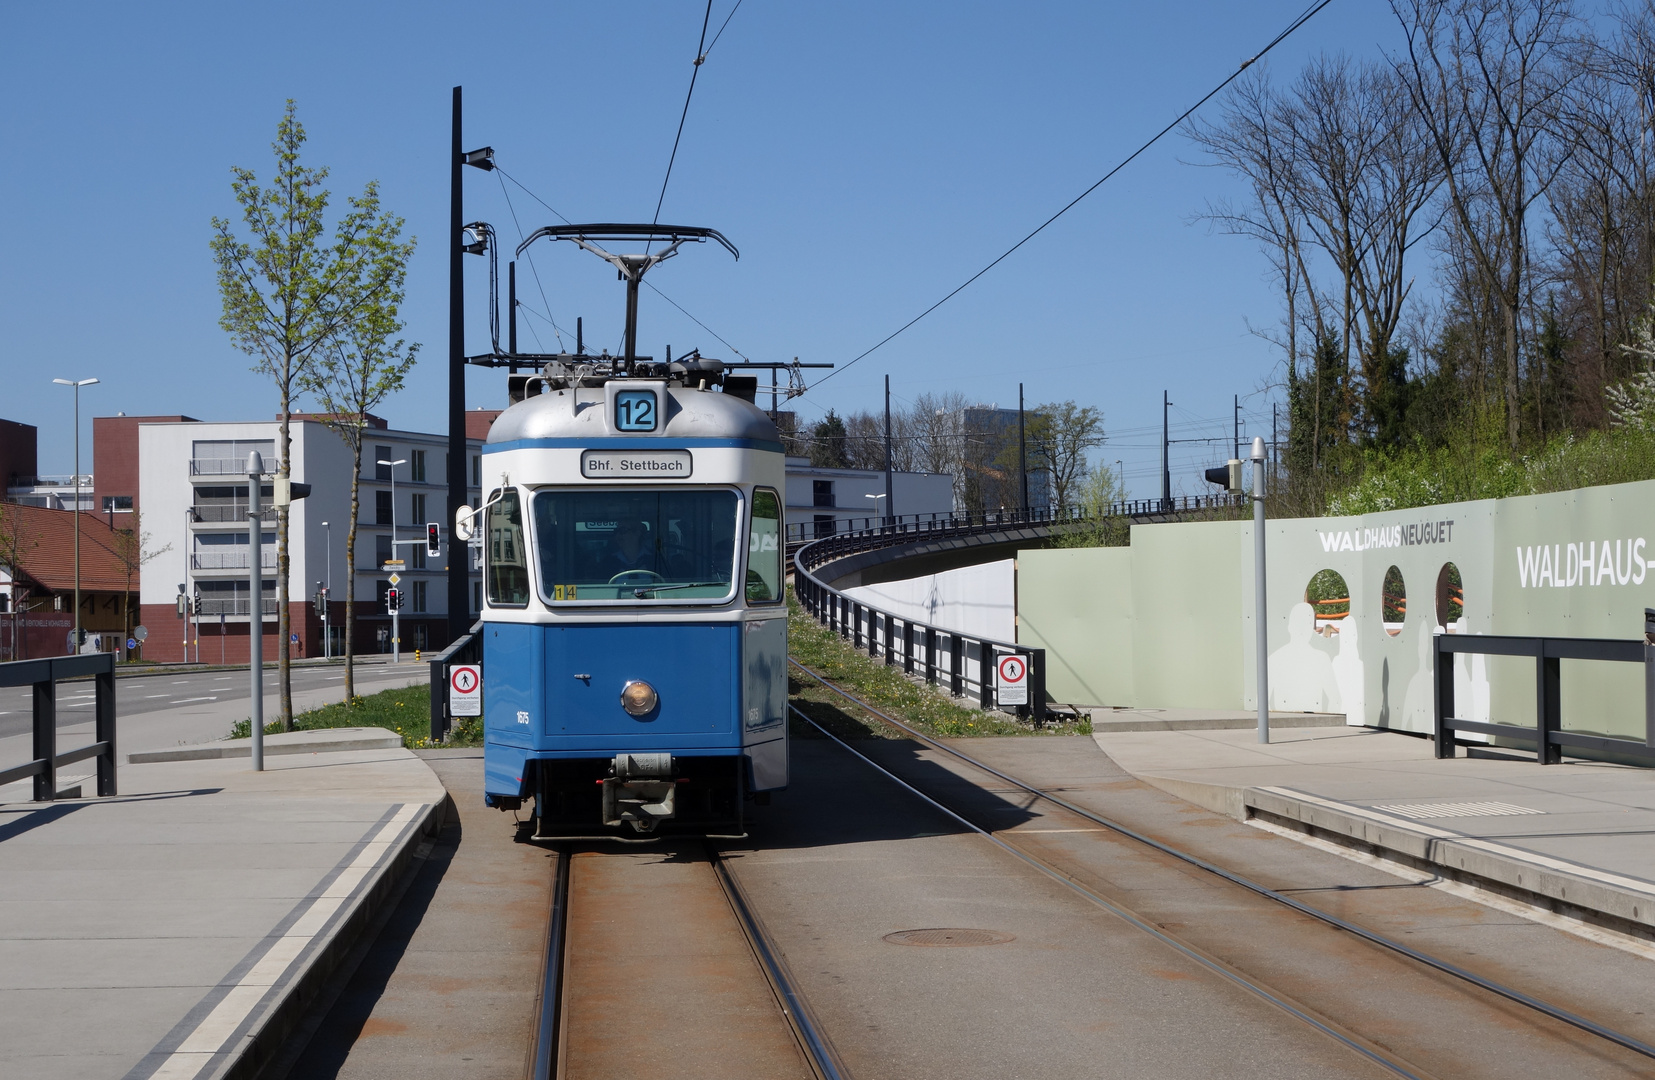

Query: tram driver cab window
747 488 783 604
532 488 740 603
486 489 530 607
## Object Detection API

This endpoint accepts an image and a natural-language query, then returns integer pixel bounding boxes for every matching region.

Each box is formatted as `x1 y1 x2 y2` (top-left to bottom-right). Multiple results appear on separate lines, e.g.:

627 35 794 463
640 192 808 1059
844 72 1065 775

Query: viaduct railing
0 653 117 801
793 508 1084 721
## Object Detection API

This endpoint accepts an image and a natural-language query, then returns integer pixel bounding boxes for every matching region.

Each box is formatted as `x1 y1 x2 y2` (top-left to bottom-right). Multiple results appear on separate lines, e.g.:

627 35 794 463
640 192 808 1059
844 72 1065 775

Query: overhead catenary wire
650 0 719 235
805 0 1338 398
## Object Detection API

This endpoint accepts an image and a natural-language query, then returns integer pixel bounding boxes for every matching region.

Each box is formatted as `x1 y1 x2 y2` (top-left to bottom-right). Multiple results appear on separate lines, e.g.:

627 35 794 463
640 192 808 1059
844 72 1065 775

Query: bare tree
1391 0 1582 448
1028 402 1106 512
0 503 37 661
109 510 171 662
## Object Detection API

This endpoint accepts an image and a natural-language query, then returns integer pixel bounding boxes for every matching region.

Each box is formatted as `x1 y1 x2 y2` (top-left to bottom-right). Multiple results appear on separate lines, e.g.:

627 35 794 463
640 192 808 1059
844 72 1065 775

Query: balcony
199 598 279 617
191 504 278 523
191 458 280 476
191 551 277 571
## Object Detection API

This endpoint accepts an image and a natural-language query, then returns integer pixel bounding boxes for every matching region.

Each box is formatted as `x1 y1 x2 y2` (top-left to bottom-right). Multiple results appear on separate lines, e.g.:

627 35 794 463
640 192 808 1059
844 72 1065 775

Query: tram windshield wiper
631 581 729 598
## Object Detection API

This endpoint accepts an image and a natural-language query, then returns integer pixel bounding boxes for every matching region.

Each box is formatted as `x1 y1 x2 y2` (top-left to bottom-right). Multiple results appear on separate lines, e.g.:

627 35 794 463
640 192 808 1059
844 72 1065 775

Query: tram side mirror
455 506 475 542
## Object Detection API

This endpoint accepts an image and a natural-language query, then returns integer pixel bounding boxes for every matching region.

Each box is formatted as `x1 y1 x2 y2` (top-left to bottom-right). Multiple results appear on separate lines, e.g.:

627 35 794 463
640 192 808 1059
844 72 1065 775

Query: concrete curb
129 728 403 763
218 796 447 1080
1138 772 1655 936
1090 714 1344 733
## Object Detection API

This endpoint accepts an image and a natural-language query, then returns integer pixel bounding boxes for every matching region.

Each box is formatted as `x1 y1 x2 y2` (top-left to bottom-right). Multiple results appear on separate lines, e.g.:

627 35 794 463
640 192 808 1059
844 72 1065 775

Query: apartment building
783 458 955 541
137 415 486 663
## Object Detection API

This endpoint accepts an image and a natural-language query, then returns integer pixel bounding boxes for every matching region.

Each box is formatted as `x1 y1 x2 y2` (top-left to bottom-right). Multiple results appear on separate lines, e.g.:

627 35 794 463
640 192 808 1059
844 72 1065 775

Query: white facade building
783 457 955 541
137 418 483 661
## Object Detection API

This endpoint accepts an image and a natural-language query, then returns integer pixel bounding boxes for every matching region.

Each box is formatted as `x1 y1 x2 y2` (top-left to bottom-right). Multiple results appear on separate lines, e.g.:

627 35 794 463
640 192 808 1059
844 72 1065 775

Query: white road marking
171 680 190 685
148 804 422 1078
170 697 219 705
146 694 170 699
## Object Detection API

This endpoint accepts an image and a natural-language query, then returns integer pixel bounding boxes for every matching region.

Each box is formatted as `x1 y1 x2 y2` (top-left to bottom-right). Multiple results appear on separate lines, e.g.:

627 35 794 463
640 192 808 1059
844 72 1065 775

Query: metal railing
1433 620 1655 765
198 598 279 616
190 505 276 523
191 551 277 570
1108 493 1246 518
793 513 1077 720
429 621 483 742
788 505 1083 547
0 653 117 801
190 457 280 476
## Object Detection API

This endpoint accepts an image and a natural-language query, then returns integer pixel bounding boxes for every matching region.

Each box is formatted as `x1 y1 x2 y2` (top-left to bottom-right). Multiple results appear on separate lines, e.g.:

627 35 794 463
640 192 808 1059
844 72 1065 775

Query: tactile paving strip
1372 800 1544 820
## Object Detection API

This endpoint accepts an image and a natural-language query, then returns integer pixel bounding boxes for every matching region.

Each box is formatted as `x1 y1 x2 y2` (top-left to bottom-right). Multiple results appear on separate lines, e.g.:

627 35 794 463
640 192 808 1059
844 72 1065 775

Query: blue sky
1 1 1406 498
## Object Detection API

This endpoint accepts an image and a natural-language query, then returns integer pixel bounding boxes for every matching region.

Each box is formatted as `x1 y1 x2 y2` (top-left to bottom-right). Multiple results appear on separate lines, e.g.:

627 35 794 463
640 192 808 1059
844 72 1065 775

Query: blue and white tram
475 365 788 837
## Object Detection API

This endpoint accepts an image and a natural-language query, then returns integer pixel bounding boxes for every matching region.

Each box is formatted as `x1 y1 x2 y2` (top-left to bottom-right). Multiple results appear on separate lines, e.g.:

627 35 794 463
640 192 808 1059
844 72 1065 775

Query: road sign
383 560 405 571
126 638 137 651
449 664 482 717
290 633 299 644
388 572 402 585
996 653 1028 706
134 625 148 642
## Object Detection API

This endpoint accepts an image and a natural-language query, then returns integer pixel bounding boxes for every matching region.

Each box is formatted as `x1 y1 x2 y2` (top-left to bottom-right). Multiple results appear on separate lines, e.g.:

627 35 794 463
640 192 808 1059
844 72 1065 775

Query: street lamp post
377 458 407 663
322 520 332 659
864 492 886 532
248 450 266 771
52 378 99 655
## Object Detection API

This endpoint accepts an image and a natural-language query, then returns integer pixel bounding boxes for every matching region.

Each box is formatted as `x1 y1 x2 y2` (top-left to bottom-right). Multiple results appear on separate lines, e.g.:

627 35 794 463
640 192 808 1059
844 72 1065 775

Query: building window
472 581 481 613
412 540 426 570
101 495 133 512
412 450 426 483
413 580 428 612
374 447 392 481
813 480 835 507
472 455 481 487
376 490 393 525
375 534 392 568
411 492 426 525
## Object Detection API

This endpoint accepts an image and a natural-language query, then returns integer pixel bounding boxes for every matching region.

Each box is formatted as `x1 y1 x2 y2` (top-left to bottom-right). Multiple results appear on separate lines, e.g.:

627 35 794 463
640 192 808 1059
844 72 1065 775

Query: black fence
786 506 1084 545
1108 493 1246 518
793 516 1065 720
0 653 117 800
429 621 483 743
1433 623 1654 765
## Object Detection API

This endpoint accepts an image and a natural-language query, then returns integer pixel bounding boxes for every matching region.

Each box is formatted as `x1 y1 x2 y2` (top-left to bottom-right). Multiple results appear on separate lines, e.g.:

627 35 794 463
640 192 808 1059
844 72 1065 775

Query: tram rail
526 840 846 1080
789 656 1655 1076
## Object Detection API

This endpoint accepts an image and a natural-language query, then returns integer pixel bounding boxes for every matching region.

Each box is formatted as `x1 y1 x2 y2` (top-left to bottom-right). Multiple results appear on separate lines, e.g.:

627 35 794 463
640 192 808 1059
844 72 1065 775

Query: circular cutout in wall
1382 565 1406 636
1305 569 1350 633
1435 563 1463 631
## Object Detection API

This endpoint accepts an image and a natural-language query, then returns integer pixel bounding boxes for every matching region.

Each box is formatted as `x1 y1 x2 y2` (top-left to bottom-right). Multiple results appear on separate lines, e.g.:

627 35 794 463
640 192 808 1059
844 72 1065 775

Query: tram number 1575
614 390 657 432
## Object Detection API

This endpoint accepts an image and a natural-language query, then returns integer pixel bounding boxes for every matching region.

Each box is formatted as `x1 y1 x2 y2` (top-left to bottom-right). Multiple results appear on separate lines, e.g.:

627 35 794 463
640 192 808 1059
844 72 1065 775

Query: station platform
1093 723 1655 935
0 729 444 1080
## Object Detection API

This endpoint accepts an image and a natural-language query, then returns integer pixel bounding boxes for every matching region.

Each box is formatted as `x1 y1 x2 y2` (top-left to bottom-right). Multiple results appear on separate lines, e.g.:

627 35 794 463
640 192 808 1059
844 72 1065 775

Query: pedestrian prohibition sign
449 664 482 717
996 653 1028 706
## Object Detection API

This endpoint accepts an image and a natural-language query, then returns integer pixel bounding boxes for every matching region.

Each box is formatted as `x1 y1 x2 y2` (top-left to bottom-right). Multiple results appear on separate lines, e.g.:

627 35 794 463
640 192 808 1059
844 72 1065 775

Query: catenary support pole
1161 390 1170 511
1252 436 1270 744
446 85 468 646
884 375 894 524
1019 383 1028 514
248 451 265 771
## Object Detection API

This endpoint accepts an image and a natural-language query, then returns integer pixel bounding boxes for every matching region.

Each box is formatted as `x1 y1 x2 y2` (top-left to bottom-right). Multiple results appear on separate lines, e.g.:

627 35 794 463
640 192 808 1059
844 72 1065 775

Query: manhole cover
882 928 1015 947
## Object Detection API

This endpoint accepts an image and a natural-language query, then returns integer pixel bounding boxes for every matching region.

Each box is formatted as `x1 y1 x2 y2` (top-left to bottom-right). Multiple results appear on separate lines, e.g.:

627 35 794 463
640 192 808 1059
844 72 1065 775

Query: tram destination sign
581 448 693 479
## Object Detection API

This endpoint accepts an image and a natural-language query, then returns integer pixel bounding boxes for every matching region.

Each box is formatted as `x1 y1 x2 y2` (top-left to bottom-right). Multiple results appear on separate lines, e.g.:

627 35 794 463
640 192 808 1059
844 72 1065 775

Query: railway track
525 839 847 1080
789 656 1655 1079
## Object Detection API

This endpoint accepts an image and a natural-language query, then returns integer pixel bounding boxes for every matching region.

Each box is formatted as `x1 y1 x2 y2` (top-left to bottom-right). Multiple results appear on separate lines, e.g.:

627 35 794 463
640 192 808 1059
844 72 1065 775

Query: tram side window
487 489 530 607
747 488 783 604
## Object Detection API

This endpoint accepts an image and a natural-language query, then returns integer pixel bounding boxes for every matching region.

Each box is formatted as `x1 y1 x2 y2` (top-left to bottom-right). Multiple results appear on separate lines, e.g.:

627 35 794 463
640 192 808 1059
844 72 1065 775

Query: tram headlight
620 680 658 717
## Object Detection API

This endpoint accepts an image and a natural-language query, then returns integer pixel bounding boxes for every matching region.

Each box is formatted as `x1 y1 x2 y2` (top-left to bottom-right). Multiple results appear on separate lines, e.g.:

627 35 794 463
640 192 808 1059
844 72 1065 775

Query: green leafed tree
1028 401 1106 513
211 100 415 728
302 292 419 702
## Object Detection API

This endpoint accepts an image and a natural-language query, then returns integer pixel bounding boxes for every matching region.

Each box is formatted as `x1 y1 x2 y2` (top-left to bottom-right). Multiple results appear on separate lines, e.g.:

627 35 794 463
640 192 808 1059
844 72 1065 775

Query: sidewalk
0 729 444 1080
1093 724 1655 934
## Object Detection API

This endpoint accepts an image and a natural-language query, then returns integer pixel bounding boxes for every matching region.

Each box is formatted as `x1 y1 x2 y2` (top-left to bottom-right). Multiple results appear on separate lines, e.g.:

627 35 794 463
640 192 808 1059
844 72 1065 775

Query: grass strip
787 587 1091 740
229 682 483 748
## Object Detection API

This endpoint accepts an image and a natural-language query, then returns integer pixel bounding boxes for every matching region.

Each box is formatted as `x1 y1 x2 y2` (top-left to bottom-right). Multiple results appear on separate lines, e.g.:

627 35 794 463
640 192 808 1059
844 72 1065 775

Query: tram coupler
602 753 677 833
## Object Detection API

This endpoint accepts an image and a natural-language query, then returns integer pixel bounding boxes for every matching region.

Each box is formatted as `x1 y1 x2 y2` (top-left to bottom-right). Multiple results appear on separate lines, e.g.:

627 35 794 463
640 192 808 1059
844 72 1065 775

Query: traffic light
176 594 187 618
315 587 328 617
192 593 202 616
386 587 400 612
1203 459 1243 494
426 522 441 557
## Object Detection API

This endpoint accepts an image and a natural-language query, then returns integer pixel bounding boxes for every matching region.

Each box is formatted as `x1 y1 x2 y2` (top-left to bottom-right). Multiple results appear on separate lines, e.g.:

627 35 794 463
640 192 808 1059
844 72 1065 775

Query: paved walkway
1094 724 1655 932
0 730 443 1080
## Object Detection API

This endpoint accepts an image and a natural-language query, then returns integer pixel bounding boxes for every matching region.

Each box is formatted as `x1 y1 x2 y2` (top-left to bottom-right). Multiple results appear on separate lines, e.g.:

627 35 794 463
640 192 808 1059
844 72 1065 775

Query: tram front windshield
532 489 740 602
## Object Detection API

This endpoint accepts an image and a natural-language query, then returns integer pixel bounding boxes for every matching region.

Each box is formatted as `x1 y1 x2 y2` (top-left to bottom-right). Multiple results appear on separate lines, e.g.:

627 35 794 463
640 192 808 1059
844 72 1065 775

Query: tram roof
486 380 781 447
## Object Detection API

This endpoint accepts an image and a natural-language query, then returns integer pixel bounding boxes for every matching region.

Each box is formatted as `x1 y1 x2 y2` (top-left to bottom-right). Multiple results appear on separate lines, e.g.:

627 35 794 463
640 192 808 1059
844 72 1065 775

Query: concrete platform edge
131 732 403 763
209 796 447 1080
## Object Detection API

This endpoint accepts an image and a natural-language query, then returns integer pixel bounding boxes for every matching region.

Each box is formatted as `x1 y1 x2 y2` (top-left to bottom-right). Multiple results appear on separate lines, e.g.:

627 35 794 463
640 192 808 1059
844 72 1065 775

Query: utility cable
651 0 718 234
644 281 752 361
807 0 1337 396
495 171 568 350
